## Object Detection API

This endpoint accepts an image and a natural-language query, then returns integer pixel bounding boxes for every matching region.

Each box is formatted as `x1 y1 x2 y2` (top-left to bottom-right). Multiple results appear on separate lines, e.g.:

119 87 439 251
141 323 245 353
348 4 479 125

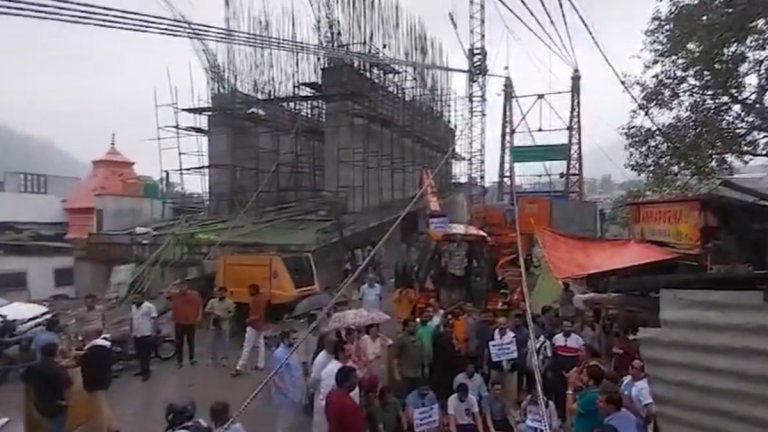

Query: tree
605 189 645 230
622 0 768 189
598 174 616 195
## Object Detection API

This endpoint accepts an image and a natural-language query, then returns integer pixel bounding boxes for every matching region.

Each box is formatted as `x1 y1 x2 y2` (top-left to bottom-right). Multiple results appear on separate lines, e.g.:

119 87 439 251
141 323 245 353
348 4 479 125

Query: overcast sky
0 0 655 188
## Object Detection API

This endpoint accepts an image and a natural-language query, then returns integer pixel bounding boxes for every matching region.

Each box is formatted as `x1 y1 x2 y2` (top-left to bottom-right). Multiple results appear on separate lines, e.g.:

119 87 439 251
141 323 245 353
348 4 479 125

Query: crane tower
467 0 488 205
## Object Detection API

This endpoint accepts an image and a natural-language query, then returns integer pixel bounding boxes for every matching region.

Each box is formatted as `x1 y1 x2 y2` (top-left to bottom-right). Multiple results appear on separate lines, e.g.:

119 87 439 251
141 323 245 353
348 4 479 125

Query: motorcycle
109 334 176 373
76 333 176 374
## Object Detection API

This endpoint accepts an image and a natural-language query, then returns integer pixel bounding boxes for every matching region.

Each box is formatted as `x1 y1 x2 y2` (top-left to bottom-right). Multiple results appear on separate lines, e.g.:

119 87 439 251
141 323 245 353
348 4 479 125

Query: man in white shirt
551 319 584 421
311 339 360 432
205 286 235 367
620 359 656 432
486 317 517 405
130 293 158 381
551 320 585 358
447 383 484 432
359 273 383 311
453 363 488 408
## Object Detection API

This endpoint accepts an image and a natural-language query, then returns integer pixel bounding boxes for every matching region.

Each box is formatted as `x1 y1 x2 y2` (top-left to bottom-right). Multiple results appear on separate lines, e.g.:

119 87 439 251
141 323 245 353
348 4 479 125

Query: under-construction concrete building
203 61 456 216
75 0 469 298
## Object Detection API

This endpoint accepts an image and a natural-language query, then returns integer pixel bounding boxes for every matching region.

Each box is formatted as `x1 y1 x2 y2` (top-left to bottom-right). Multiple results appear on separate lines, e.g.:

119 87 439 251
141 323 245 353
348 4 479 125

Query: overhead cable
514 0 574 65
536 0 575 63
0 0 470 75
495 0 573 68
491 0 569 85
565 0 669 142
557 0 578 68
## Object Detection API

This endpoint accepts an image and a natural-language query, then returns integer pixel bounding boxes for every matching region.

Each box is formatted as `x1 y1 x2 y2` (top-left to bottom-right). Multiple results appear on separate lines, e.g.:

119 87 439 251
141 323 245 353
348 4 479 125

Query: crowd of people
302 287 658 432
20 265 657 432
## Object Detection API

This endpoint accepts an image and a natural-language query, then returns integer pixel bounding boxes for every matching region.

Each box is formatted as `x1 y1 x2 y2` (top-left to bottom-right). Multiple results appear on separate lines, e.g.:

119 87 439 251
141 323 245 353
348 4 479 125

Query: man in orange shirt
167 282 203 368
232 284 268 376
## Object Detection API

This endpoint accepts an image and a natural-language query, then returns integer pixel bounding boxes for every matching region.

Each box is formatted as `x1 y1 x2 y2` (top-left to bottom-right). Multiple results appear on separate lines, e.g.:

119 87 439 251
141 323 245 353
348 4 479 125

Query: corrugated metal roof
0 192 66 223
639 289 768 432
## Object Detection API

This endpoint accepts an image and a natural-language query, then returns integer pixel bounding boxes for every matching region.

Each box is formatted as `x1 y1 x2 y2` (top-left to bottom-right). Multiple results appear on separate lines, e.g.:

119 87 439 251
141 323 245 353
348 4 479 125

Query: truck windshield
283 255 316 289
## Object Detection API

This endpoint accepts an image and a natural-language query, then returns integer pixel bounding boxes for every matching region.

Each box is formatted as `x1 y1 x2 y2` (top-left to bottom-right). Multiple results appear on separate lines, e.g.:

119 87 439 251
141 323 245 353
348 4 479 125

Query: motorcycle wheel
154 339 176 361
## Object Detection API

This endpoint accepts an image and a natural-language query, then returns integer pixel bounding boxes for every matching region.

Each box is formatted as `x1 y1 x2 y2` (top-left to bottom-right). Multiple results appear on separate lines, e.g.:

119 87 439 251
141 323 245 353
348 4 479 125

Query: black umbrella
289 293 334 318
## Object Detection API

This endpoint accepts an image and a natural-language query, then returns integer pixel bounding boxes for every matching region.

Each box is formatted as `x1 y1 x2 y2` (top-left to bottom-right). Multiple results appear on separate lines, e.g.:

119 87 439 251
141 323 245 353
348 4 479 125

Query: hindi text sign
413 404 440 432
489 338 518 362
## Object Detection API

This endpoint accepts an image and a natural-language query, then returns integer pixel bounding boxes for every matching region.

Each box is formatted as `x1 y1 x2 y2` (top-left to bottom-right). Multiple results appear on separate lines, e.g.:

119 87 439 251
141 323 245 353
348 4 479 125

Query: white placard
413 404 440 432
428 216 449 231
489 338 518 362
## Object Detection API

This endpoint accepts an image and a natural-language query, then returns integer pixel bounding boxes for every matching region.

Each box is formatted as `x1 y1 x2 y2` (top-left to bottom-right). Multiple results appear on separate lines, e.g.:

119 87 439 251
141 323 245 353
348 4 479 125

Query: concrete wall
3 171 80 200
94 195 163 231
207 93 323 217
74 257 194 299
207 66 454 216
0 255 75 300
639 289 768 432
74 258 111 298
322 64 453 213
0 192 67 223
550 199 598 237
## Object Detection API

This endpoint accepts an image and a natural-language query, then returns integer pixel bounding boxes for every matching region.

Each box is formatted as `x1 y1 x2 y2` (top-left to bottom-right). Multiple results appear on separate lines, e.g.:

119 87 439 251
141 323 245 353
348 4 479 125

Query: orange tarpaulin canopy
535 227 680 280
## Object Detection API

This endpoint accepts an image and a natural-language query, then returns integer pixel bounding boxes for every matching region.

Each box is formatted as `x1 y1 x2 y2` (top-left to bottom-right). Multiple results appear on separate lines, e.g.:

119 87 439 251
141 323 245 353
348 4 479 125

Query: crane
467 0 488 208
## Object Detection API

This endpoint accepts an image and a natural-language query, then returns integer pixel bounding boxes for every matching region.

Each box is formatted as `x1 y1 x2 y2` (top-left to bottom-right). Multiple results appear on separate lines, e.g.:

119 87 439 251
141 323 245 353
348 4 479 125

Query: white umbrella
324 308 390 332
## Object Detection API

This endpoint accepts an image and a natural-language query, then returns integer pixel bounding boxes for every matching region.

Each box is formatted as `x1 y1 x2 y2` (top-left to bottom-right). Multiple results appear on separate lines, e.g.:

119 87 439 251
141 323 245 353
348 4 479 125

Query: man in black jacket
80 334 118 431
22 342 72 432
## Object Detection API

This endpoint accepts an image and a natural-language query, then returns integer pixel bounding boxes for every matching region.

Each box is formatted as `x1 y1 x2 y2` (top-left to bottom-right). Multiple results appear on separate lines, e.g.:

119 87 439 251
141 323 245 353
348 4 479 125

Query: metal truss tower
467 0 488 203
499 69 582 202
564 69 583 200
497 77 514 201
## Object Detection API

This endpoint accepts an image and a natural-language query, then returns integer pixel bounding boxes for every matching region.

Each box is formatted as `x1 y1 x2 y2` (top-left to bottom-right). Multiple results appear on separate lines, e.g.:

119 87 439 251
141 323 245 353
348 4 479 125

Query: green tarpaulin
531 260 563 313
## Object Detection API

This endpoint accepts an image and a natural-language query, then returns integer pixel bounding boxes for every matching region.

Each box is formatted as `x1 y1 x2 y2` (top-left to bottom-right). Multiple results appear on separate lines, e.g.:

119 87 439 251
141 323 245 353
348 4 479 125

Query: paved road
0 338 309 432
1 277 398 431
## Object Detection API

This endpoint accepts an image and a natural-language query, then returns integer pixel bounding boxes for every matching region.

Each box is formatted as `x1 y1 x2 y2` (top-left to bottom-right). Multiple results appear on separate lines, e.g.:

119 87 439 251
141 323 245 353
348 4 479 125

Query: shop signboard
630 200 702 252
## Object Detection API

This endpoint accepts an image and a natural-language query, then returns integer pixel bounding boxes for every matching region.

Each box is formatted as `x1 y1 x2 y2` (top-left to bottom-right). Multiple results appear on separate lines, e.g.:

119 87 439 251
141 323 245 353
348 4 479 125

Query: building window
18 173 48 194
54 268 74 288
0 271 27 293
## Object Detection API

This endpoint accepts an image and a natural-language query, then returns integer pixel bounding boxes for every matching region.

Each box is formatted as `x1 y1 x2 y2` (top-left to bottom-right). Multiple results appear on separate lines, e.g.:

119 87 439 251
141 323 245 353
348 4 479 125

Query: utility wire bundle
0 0 468 74
495 0 578 70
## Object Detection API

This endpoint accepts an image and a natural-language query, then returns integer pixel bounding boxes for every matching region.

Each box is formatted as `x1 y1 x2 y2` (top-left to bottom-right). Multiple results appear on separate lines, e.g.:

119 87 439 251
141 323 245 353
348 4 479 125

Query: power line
565 0 667 138
536 0 574 62
515 0 572 64
495 0 574 68
557 0 578 68
513 0 574 65
492 0 559 82
0 0 470 75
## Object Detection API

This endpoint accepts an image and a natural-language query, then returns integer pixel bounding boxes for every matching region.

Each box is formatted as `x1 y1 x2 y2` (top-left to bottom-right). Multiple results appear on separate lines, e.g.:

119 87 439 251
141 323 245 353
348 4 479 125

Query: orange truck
215 253 322 317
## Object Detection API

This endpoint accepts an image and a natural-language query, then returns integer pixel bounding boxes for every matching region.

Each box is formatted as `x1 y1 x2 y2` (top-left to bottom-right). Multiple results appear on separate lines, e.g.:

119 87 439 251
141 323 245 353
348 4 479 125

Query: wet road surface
0 341 310 432
1 277 397 431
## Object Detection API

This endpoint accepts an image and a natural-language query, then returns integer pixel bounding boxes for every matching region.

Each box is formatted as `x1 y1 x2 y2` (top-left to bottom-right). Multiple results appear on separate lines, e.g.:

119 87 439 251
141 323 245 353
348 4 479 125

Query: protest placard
489 338 518 362
413 404 440 432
